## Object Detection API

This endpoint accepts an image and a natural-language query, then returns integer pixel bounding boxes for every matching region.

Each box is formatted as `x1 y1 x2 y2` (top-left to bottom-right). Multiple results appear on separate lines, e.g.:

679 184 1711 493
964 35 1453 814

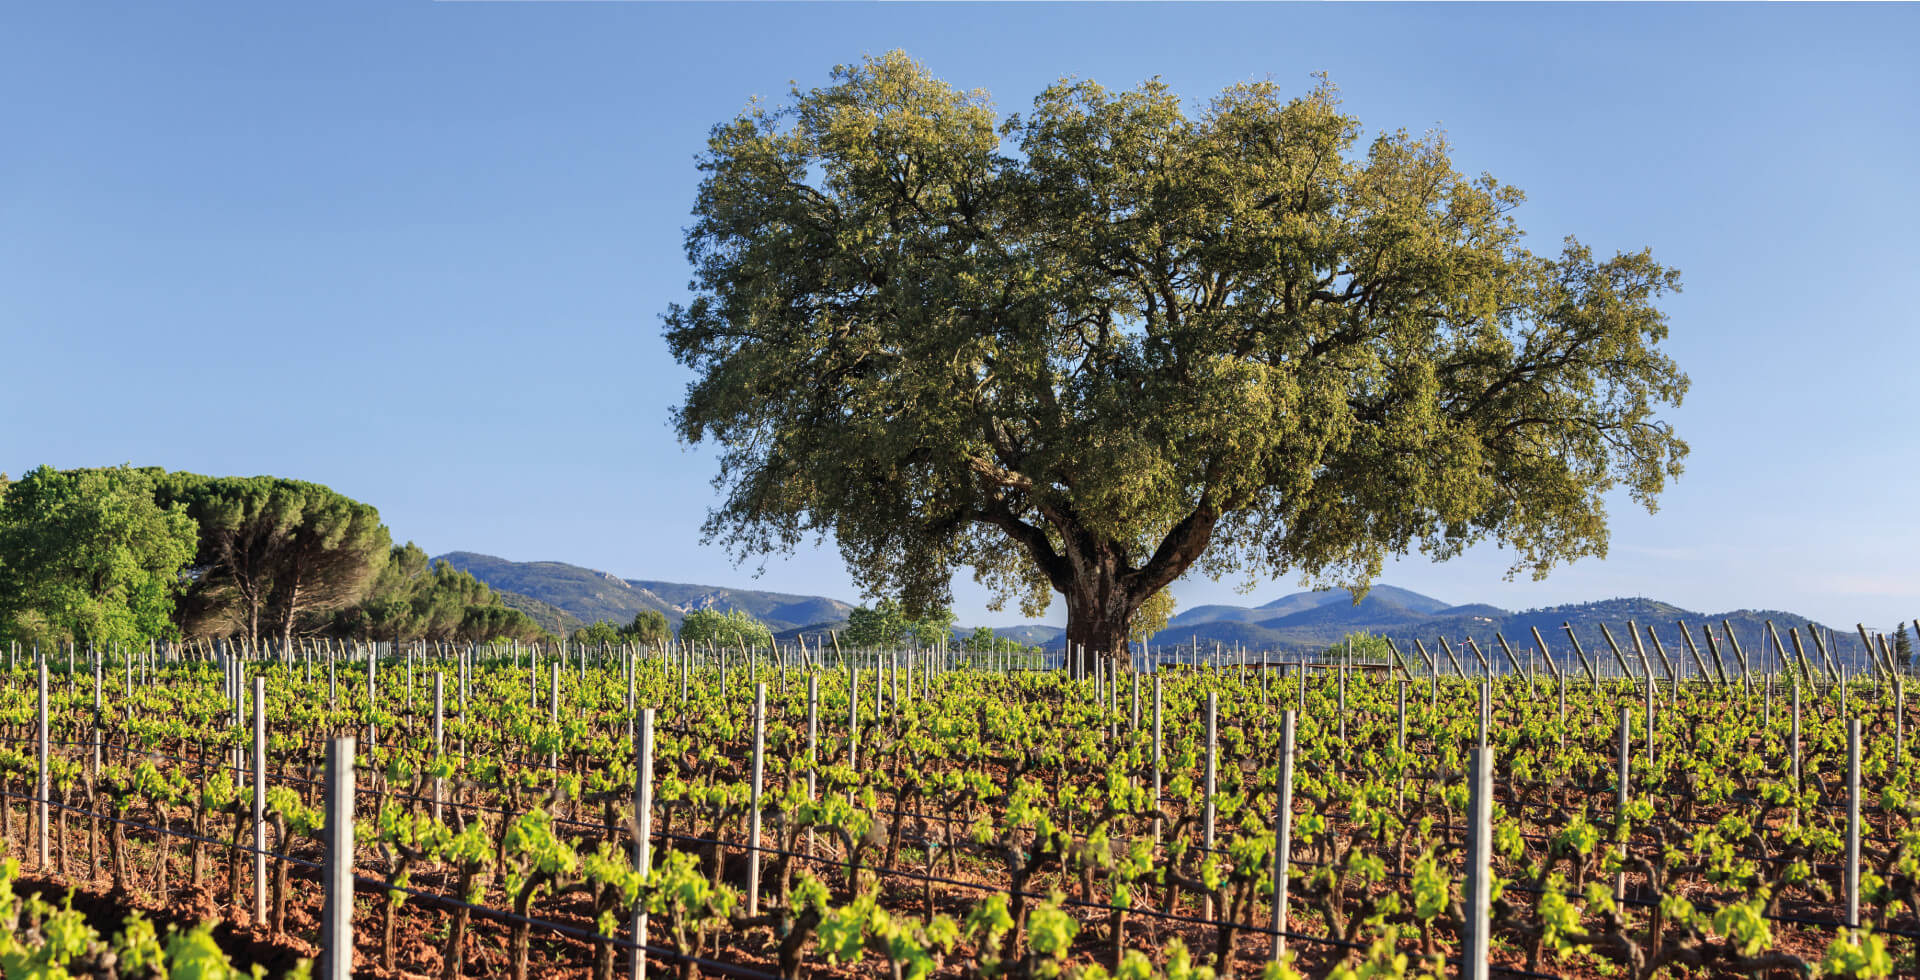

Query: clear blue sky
4 3 1917 631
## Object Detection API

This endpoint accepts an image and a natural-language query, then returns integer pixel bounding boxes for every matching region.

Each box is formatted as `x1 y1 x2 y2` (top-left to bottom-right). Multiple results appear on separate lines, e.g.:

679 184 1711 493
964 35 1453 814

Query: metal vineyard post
1477 679 1490 749
433 672 445 822
631 709 655 980
807 671 819 856
1792 684 1803 796
321 737 357 980
748 682 766 917
254 675 268 923
1615 706 1629 903
1131 671 1141 731
1151 675 1163 845
1463 746 1493 980
366 644 378 751
1396 681 1406 751
36 654 48 869
1848 717 1861 929
1270 708 1296 961
1202 690 1218 921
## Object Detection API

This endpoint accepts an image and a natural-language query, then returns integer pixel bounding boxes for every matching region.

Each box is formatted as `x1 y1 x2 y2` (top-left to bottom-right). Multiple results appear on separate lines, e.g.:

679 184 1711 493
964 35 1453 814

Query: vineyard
0 631 1913 980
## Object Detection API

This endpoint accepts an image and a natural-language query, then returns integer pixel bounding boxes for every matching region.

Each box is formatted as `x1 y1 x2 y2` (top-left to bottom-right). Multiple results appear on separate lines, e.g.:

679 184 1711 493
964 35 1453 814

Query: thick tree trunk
1063 582 1135 677
1042 503 1220 677
276 572 304 657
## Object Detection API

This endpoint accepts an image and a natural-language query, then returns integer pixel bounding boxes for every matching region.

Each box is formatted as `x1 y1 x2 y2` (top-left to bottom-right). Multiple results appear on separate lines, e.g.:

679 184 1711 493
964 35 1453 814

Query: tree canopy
0 467 546 650
1320 631 1396 664
665 53 1688 669
678 608 774 650
573 610 671 649
1128 589 1176 645
0 466 197 649
160 474 391 650
962 626 1040 656
843 598 955 649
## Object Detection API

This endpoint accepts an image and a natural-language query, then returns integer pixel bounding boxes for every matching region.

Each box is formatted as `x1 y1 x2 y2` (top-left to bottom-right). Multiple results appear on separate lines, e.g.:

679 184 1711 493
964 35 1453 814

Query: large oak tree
665 54 1688 670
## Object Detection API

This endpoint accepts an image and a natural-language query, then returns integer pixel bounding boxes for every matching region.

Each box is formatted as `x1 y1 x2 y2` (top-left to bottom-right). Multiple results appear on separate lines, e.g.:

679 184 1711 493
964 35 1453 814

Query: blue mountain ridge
438 553 1888 669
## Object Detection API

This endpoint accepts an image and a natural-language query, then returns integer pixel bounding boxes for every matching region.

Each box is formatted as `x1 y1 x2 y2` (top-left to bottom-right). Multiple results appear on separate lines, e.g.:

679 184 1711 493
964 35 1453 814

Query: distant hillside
1128 586 1884 674
436 552 856 634
436 553 676 627
628 580 849 634
996 624 1066 646
1170 585 1453 631
443 553 1890 673
495 590 584 637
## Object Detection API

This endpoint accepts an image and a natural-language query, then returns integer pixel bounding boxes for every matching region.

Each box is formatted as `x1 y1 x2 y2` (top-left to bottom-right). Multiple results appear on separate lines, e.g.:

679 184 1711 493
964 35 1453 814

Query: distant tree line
329 542 546 647
0 465 545 650
572 610 672 649
842 599 1044 655
1319 631 1396 664
0 463 1112 657
677 608 773 649
843 599 952 649
961 627 1041 656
